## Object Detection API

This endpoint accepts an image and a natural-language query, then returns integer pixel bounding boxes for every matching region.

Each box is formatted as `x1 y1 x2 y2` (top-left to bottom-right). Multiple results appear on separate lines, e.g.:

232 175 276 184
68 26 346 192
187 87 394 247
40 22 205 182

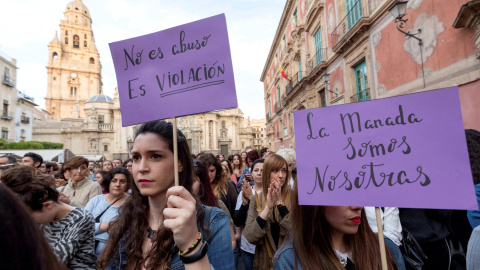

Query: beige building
0 51 18 142
33 0 263 160
1 51 38 143
251 118 267 150
261 0 480 151
45 0 102 120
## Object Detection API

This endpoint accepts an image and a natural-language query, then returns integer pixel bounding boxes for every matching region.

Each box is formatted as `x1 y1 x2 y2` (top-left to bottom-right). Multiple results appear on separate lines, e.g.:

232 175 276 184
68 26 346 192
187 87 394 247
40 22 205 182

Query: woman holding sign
97 120 234 270
243 154 292 269
273 184 400 270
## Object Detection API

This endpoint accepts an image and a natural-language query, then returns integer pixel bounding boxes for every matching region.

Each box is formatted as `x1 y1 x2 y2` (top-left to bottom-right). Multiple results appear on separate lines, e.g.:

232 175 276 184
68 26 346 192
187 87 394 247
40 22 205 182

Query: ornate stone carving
407 0 423 10
375 60 382 72
377 84 386 94
404 13 445 65
328 5 335 33
372 32 382 47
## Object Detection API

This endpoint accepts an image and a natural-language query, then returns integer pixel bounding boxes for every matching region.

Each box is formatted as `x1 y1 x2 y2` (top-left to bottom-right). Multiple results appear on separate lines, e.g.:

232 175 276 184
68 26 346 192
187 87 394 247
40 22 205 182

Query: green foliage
2 141 63 150
0 138 8 149
39 141 63 149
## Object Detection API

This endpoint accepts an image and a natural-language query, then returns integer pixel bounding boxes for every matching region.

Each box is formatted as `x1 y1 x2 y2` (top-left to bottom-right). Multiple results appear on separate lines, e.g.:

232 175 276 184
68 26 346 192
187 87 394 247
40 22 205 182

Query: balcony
331 0 369 52
2 75 15 87
98 123 113 131
350 88 371 103
21 116 30 124
274 102 282 114
306 48 328 75
1 111 13 120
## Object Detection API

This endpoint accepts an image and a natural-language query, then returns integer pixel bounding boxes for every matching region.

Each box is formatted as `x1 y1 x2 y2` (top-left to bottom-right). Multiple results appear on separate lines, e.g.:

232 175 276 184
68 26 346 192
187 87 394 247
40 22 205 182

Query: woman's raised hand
163 186 199 251
242 180 253 205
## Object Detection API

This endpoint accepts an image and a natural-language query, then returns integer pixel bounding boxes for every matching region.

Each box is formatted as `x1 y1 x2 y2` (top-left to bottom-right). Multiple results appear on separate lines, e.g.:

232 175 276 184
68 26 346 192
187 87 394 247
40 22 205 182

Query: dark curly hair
97 120 207 269
466 129 480 185
101 167 132 193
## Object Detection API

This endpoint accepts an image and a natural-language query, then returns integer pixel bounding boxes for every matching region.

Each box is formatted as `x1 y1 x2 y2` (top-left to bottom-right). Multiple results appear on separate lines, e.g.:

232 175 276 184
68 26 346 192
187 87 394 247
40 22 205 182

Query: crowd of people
0 121 479 270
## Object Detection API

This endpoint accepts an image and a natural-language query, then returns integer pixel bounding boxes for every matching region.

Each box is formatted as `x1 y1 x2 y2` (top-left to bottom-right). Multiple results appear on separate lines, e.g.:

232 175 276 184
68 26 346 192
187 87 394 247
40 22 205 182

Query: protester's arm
243 195 266 245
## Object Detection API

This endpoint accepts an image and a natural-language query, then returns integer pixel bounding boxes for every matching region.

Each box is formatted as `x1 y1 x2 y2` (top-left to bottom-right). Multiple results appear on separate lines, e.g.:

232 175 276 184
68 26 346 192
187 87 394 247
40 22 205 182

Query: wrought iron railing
306 48 328 74
2 75 15 87
1 111 13 120
21 117 30 124
331 0 364 46
350 88 371 103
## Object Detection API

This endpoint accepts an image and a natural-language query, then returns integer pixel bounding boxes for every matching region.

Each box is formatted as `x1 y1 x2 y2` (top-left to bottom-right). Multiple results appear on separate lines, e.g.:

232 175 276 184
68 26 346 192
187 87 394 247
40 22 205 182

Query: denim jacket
273 240 302 270
107 206 234 270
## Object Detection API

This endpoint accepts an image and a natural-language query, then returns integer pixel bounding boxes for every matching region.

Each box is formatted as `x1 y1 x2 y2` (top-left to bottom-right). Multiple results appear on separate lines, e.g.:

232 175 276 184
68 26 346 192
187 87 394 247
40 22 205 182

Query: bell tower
45 0 102 119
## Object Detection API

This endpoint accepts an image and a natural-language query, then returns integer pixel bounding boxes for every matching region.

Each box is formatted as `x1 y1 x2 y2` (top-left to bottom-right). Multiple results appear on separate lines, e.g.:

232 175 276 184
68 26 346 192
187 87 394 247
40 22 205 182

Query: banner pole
173 117 179 186
375 207 388 270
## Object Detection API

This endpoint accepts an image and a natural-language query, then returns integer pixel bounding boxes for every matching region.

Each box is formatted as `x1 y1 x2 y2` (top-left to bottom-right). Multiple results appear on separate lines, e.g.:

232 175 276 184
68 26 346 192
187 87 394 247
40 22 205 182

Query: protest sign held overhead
293 87 477 210
109 14 237 126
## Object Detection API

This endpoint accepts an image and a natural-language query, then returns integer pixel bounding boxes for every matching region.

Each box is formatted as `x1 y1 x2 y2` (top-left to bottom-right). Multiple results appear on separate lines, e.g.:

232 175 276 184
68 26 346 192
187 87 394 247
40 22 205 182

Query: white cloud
0 0 286 120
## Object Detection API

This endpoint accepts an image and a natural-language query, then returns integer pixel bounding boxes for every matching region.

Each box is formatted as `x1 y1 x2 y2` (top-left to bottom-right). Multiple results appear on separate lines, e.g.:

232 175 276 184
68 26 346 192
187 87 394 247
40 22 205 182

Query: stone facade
44 0 101 120
261 0 480 151
0 52 18 142
251 118 267 150
33 0 263 160
0 51 38 143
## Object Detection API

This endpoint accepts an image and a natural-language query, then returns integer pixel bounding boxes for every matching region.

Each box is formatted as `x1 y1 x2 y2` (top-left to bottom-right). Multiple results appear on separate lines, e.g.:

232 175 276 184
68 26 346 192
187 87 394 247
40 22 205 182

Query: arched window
65 30 68 36
104 145 108 151
84 41 87 47
70 87 77 96
65 37 68 44
90 58 94 64
84 34 86 38
52 52 58 62
73 35 79 48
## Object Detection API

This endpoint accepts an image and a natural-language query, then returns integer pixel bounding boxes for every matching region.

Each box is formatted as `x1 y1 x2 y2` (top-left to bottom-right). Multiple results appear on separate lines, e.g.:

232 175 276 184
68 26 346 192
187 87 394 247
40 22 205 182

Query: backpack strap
202 205 212 231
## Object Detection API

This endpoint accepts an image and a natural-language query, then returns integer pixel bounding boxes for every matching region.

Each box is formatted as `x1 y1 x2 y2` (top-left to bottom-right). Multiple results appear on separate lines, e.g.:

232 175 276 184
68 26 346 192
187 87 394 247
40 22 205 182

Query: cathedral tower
45 0 102 119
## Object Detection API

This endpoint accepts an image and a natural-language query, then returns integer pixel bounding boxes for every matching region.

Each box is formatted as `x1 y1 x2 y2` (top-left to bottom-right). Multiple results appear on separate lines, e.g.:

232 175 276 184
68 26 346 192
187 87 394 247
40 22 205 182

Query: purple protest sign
109 14 237 126
293 87 477 210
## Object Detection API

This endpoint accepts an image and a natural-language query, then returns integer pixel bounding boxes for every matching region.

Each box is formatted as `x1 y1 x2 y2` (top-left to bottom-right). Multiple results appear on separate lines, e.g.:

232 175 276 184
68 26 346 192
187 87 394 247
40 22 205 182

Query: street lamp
323 73 337 97
389 0 425 88
389 0 422 45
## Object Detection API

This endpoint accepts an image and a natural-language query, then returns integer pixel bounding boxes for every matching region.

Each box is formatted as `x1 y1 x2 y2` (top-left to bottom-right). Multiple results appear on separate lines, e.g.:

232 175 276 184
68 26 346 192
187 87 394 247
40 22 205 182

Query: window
4 67 10 80
65 30 68 36
104 145 108 151
319 90 326 107
20 136 26 142
1 130 7 139
65 37 68 44
84 34 87 38
354 60 369 101
277 88 281 107
222 120 226 128
283 36 286 53
70 87 77 96
90 57 94 64
345 0 363 30
314 28 323 65
3 101 8 117
84 41 87 47
298 57 302 80
294 9 298 25
269 100 272 116
73 35 79 48
98 115 104 123
53 52 58 62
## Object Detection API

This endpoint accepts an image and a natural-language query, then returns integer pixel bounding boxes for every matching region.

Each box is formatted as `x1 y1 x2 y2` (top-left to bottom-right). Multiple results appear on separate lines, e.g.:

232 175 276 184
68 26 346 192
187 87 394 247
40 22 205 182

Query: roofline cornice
260 0 294 81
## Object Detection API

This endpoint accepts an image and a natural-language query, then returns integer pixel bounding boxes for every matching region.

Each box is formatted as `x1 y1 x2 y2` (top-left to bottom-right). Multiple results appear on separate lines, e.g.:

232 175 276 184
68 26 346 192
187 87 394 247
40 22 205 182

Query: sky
0 0 286 120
